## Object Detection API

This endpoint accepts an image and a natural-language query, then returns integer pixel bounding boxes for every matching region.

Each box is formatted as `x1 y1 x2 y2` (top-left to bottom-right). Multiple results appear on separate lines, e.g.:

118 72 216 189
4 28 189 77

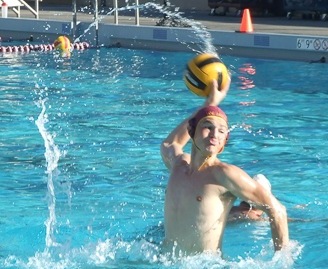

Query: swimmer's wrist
205 92 226 107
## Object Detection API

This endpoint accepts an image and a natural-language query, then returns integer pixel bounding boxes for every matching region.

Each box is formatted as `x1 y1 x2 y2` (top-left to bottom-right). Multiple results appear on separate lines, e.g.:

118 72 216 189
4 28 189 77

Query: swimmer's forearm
161 117 192 169
269 206 290 251
162 117 191 146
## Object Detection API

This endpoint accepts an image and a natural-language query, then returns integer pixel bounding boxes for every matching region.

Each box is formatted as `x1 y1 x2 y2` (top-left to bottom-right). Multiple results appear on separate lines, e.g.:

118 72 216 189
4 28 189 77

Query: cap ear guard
225 131 230 144
217 131 229 154
188 118 197 138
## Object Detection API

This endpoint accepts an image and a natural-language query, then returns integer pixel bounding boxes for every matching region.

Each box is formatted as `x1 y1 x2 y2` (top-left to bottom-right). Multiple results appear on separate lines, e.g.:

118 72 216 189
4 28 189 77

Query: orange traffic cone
239 9 253 33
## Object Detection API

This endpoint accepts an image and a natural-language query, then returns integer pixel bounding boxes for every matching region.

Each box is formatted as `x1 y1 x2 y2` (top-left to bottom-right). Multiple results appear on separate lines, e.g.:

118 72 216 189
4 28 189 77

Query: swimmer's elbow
160 141 171 158
161 140 170 149
160 141 174 169
161 141 179 154
160 141 183 170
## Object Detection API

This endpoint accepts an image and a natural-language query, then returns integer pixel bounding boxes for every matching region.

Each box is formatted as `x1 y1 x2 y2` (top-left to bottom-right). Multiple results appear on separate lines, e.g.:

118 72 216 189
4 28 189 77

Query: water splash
35 99 62 249
2 237 302 269
146 2 216 54
76 2 216 54
229 124 286 141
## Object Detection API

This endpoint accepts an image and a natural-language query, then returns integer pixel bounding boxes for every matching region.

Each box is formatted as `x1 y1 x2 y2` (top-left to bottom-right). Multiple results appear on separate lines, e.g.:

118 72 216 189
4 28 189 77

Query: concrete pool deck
1 5 328 62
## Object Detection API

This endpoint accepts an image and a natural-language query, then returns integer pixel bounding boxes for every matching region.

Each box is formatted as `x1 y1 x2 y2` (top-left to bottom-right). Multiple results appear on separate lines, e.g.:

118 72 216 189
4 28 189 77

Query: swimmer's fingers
206 79 230 106
220 74 231 96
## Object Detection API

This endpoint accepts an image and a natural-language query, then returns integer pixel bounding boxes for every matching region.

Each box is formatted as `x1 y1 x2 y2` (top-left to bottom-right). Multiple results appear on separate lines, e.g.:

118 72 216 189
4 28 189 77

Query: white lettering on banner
297 38 328 51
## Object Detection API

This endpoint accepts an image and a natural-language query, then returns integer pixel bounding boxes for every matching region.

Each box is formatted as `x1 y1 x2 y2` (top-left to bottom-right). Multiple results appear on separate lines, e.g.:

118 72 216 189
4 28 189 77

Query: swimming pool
0 47 327 269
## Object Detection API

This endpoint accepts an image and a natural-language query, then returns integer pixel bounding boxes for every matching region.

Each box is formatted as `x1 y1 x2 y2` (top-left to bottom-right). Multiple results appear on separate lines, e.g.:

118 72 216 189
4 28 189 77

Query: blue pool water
0 47 327 269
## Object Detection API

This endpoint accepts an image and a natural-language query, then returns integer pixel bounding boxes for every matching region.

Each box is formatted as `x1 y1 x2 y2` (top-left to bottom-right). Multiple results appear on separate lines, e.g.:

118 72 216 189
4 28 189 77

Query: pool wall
0 17 327 62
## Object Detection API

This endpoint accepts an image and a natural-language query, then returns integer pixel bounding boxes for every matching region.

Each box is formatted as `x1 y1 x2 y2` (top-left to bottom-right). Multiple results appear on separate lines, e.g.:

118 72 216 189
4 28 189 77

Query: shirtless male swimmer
160 79 289 256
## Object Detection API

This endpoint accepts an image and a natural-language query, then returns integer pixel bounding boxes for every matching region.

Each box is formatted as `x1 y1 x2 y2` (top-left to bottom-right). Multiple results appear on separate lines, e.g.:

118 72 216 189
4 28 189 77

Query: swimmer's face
194 116 228 154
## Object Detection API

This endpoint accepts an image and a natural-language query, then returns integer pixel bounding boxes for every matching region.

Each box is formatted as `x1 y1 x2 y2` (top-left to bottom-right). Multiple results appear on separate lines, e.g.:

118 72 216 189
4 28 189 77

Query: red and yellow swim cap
188 106 228 139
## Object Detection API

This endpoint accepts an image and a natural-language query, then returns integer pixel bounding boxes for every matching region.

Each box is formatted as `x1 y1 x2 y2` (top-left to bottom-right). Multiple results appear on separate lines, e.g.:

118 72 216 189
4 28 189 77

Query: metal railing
20 0 40 18
2 0 41 18
71 0 142 45
113 0 140 25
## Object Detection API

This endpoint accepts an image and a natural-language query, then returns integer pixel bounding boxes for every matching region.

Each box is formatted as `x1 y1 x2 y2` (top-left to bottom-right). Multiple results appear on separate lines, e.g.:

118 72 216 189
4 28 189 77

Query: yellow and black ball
183 53 230 97
54 35 71 57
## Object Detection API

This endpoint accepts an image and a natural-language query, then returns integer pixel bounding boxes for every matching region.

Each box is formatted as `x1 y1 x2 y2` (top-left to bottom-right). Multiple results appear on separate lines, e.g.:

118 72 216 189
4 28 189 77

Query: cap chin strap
192 138 201 151
218 145 225 154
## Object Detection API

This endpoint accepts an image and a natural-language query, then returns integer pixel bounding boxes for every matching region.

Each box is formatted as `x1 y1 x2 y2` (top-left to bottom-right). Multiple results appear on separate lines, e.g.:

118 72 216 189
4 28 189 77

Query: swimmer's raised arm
161 79 230 170
220 165 289 251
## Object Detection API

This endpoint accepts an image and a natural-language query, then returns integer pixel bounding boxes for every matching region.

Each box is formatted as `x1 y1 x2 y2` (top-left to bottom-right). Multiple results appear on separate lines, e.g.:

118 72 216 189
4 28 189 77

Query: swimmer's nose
212 128 221 138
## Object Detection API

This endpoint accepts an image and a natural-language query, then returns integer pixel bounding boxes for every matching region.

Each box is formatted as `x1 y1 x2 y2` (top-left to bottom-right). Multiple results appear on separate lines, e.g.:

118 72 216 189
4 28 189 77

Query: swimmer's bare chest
164 164 235 252
167 162 232 201
165 163 235 225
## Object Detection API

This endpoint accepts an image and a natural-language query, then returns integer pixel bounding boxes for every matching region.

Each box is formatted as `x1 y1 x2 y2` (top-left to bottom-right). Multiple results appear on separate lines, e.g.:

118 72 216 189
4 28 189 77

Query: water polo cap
188 106 229 139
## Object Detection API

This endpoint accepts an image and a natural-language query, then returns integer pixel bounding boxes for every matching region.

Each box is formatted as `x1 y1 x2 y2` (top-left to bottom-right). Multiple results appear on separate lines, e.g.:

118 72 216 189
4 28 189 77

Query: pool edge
0 18 327 63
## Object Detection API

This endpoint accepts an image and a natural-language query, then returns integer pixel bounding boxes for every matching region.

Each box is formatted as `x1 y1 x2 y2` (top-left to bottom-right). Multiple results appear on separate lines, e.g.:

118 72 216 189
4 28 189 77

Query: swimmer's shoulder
210 161 246 186
214 161 246 175
211 159 236 173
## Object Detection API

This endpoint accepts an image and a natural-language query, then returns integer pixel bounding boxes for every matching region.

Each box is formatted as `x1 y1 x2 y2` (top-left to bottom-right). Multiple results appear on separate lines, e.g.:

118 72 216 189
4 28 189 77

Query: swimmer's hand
205 78 231 107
